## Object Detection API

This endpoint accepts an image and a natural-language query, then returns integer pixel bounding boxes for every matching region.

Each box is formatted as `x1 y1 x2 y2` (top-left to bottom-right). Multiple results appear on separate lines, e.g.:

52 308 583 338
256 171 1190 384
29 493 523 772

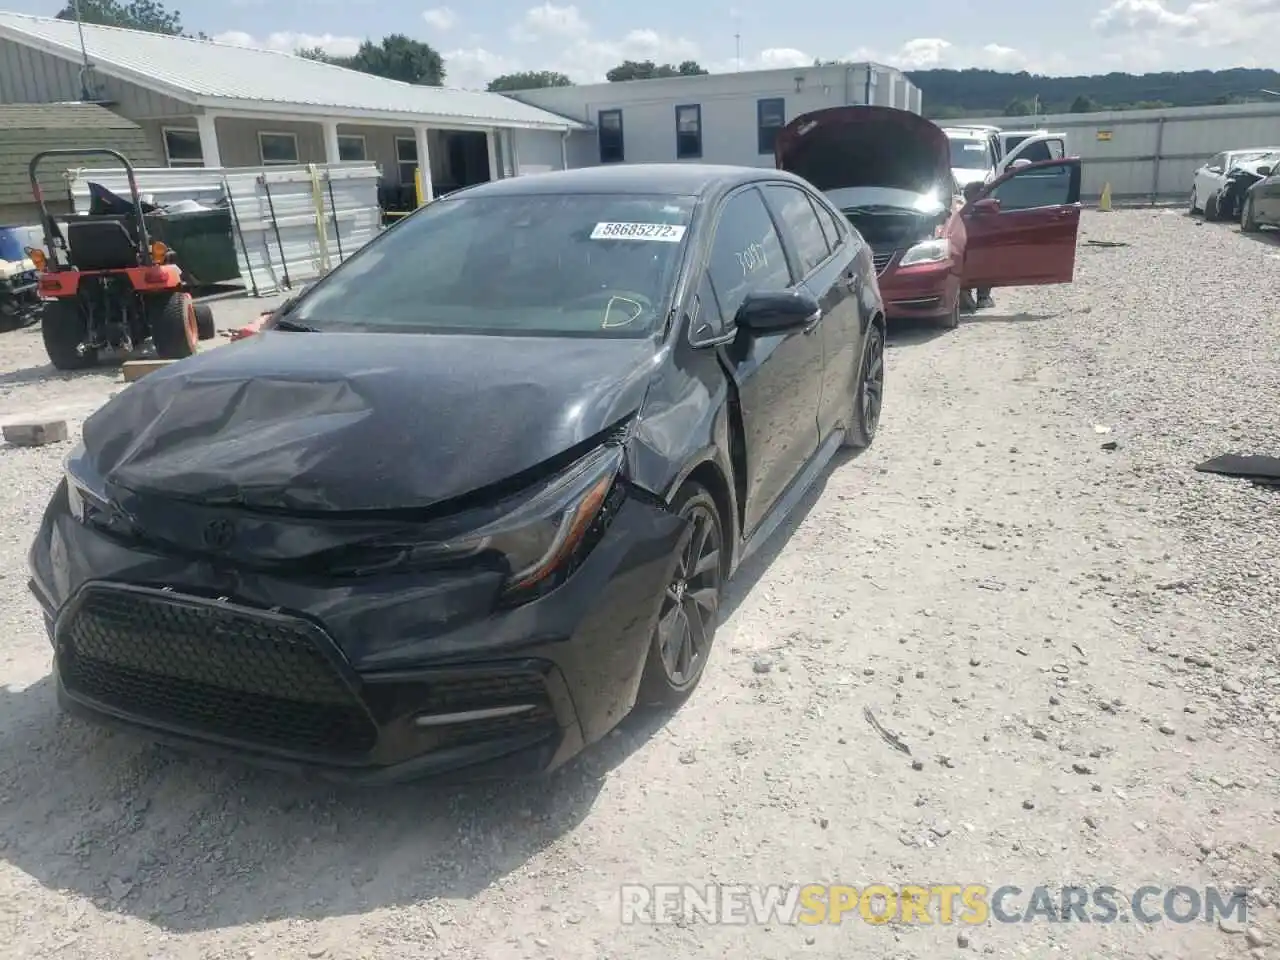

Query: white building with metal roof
0 11 584 203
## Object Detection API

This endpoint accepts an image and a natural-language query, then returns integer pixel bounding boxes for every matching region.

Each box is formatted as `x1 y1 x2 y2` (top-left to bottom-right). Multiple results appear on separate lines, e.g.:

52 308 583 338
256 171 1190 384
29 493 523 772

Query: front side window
706 187 792 321
989 162 1078 211
290 192 695 338
764 184 831 276
757 98 785 155
676 104 702 160
599 109 624 163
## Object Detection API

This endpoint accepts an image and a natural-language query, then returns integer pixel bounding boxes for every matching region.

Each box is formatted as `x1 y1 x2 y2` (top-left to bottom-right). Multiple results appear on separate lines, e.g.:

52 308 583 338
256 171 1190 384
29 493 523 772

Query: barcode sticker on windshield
963 143 986 151
591 222 687 242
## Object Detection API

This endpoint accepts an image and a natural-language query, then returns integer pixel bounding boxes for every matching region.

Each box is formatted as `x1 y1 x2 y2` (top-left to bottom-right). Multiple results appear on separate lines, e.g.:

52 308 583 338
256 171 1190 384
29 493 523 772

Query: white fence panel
65 162 383 295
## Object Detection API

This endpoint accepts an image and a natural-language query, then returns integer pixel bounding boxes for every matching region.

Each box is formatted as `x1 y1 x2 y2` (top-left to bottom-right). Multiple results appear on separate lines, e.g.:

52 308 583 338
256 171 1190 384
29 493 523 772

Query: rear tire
194 302 216 340
637 483 726 707
41 299 95 371
1241 193 1260 233
843 321 885 449
1203 193 1221 222
148 292 199 360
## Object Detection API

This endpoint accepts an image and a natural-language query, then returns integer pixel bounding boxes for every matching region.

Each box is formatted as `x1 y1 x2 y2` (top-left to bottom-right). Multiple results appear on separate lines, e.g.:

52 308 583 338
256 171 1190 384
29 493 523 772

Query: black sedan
28 164 886 783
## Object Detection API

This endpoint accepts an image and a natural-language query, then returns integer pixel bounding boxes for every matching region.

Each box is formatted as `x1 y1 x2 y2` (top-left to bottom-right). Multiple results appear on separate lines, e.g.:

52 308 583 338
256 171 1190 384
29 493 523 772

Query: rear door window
763 183 832 277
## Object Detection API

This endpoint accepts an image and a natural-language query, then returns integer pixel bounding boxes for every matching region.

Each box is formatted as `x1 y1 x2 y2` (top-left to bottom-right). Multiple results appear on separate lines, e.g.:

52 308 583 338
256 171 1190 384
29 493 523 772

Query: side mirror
969 197 1001 215
962 182 984 203
1257 165 1273 178
734 290 821 334
1011 158 1033 168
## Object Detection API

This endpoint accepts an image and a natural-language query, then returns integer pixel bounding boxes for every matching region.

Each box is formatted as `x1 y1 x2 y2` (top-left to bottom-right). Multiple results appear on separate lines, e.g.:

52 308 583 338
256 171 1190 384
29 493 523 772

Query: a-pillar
414 125 434 204
322 119 342 165
195 112 221 168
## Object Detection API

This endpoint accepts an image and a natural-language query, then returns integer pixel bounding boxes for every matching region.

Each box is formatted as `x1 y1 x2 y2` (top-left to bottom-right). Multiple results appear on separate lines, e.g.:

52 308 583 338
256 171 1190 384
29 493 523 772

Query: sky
14 0 1280 91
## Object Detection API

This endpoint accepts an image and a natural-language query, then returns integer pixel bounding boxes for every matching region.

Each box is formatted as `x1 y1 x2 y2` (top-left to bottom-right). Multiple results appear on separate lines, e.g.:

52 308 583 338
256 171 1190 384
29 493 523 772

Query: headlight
64 444 108 523
898 238 951 267
397 443 625 604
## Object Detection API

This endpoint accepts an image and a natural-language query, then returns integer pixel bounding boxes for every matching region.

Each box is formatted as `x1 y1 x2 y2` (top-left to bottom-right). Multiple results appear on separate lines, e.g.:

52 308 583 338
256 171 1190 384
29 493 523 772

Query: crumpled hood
80 330 657 513
775 105 953 194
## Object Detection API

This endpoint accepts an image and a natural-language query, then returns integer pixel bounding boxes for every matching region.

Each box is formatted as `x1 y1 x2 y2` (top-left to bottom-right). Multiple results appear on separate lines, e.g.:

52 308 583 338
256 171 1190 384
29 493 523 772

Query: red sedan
776 106 1083 330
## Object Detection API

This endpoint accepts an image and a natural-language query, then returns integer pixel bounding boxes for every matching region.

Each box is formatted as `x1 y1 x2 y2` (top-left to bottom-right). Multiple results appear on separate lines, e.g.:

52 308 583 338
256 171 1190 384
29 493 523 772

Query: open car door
960 157 1082 289
995 133 1068 175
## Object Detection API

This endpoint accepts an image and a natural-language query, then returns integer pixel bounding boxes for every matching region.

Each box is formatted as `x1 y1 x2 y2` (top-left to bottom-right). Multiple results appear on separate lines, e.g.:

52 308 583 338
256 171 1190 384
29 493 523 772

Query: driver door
961 158 1083 289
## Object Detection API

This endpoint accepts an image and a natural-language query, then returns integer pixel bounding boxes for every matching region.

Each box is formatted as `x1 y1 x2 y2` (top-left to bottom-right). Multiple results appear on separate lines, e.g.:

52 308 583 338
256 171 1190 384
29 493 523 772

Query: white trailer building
508 63 922 171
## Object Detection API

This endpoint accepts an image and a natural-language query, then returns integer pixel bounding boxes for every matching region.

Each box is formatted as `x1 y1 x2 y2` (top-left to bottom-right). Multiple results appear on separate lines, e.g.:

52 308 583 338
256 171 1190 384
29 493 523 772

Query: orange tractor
26 148 215 371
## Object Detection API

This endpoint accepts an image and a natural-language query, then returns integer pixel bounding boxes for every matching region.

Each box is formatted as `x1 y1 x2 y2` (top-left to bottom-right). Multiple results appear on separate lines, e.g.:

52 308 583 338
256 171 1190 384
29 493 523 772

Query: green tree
487 70 573 92
1002 97 1033 116
56 0 183 34
1068 94 1098 113
346 34 445 85
606 59 709 81
295 46 338 63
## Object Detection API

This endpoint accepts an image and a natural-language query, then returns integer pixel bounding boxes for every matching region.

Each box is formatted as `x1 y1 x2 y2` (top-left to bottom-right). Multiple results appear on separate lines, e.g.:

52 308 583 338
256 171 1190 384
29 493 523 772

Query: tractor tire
148 292 199 360
41 299 96 371
194 301 216 341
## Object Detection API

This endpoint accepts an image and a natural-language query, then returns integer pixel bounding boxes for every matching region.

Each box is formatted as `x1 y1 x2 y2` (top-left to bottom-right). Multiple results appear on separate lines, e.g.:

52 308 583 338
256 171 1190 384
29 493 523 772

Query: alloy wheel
656 501 722 687
860 326 885 437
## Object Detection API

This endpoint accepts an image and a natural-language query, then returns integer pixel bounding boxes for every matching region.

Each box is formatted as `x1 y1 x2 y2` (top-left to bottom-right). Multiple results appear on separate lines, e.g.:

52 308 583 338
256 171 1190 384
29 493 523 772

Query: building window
162 128 203 167
337 134 366 162
757 98 785 155
258 131 300 165
675 104 702 160
598 109 624 164
396 137 419 186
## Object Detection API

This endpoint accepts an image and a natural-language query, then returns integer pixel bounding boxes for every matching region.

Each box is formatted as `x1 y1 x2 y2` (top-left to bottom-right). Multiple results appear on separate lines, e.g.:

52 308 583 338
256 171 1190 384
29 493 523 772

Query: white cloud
443 47 522 89
212 30 361 57
422 7 458 31
1090 0 1280 60
510 2 590 42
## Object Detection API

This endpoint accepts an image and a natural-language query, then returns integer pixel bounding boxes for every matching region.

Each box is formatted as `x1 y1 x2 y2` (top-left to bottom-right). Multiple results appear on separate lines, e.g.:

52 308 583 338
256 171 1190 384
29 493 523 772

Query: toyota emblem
202 518 235 550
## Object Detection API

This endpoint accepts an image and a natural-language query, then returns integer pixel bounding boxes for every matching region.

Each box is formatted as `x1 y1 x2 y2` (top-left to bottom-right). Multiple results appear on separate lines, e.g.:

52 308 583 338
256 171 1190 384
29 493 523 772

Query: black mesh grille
872 251 896 275
57 585 378 756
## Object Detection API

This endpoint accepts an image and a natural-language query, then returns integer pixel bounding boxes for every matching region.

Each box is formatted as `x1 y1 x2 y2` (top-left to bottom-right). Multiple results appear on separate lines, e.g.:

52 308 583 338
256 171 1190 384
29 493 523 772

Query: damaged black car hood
81 331 657 513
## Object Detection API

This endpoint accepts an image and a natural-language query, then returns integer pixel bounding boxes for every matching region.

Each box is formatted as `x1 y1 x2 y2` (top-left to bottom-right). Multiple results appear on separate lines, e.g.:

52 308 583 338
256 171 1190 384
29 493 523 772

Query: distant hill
904 68 1280 118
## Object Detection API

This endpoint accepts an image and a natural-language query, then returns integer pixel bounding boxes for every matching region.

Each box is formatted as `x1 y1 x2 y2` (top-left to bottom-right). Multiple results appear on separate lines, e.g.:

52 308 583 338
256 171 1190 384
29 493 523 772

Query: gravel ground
0 211 1277 960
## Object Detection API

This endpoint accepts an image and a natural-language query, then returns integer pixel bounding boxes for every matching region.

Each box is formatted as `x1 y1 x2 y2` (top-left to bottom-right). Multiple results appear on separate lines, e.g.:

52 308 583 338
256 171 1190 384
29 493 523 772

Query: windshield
1231 151 1277 167
288 192 696 338
949 138 988 169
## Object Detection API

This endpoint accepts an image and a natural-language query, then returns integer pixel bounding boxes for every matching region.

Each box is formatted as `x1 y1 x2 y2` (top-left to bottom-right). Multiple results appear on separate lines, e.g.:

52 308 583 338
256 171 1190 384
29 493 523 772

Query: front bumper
28 484 685 783
878 257 959 320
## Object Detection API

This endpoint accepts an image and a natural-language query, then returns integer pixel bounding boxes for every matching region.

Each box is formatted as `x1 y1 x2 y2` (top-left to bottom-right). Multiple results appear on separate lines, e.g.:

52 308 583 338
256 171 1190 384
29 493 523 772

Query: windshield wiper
843 205 914 214
271 317 320 333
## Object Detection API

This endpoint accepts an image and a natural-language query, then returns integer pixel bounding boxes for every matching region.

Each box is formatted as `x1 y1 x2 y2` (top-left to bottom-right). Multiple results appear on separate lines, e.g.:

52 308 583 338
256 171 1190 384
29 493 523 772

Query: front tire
1189 189 1199 215
41 298 96 371
939 295 960 330
843 321 885 450
637 484 725 706
1204 192 1221 222
148 292 199 360
1241 193 1260 233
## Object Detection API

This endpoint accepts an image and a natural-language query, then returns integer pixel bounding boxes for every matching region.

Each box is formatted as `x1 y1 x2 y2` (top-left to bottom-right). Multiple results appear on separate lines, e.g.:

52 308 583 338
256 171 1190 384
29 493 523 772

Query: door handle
803 308 823 334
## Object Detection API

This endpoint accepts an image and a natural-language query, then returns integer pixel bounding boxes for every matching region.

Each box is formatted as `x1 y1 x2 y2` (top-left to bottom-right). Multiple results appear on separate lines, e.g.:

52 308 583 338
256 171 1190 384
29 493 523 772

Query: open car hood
79 331 656 514
775 106 953 195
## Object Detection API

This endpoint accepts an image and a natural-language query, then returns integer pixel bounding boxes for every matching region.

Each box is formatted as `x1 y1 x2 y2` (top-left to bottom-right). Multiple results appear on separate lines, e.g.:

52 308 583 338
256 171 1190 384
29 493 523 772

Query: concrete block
122 359 176 383
2 419 68 446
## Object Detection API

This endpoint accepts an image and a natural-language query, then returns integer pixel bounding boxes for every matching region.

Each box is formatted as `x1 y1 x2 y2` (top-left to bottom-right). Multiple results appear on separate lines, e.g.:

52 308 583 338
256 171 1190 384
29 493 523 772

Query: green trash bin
144 208 241 286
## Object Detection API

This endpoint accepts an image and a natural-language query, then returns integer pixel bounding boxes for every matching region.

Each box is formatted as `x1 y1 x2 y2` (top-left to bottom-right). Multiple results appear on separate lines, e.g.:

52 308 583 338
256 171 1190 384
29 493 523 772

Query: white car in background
1191 147 1280 220
943 125 1069 194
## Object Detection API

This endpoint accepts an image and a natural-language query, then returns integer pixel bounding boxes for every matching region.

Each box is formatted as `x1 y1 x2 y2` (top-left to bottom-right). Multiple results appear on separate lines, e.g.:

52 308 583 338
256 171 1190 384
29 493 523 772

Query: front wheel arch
679 460 735 580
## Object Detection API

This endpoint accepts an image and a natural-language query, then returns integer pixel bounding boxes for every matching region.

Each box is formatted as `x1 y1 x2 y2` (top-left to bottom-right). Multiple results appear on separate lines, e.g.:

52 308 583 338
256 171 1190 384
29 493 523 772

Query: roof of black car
449 163 798 198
